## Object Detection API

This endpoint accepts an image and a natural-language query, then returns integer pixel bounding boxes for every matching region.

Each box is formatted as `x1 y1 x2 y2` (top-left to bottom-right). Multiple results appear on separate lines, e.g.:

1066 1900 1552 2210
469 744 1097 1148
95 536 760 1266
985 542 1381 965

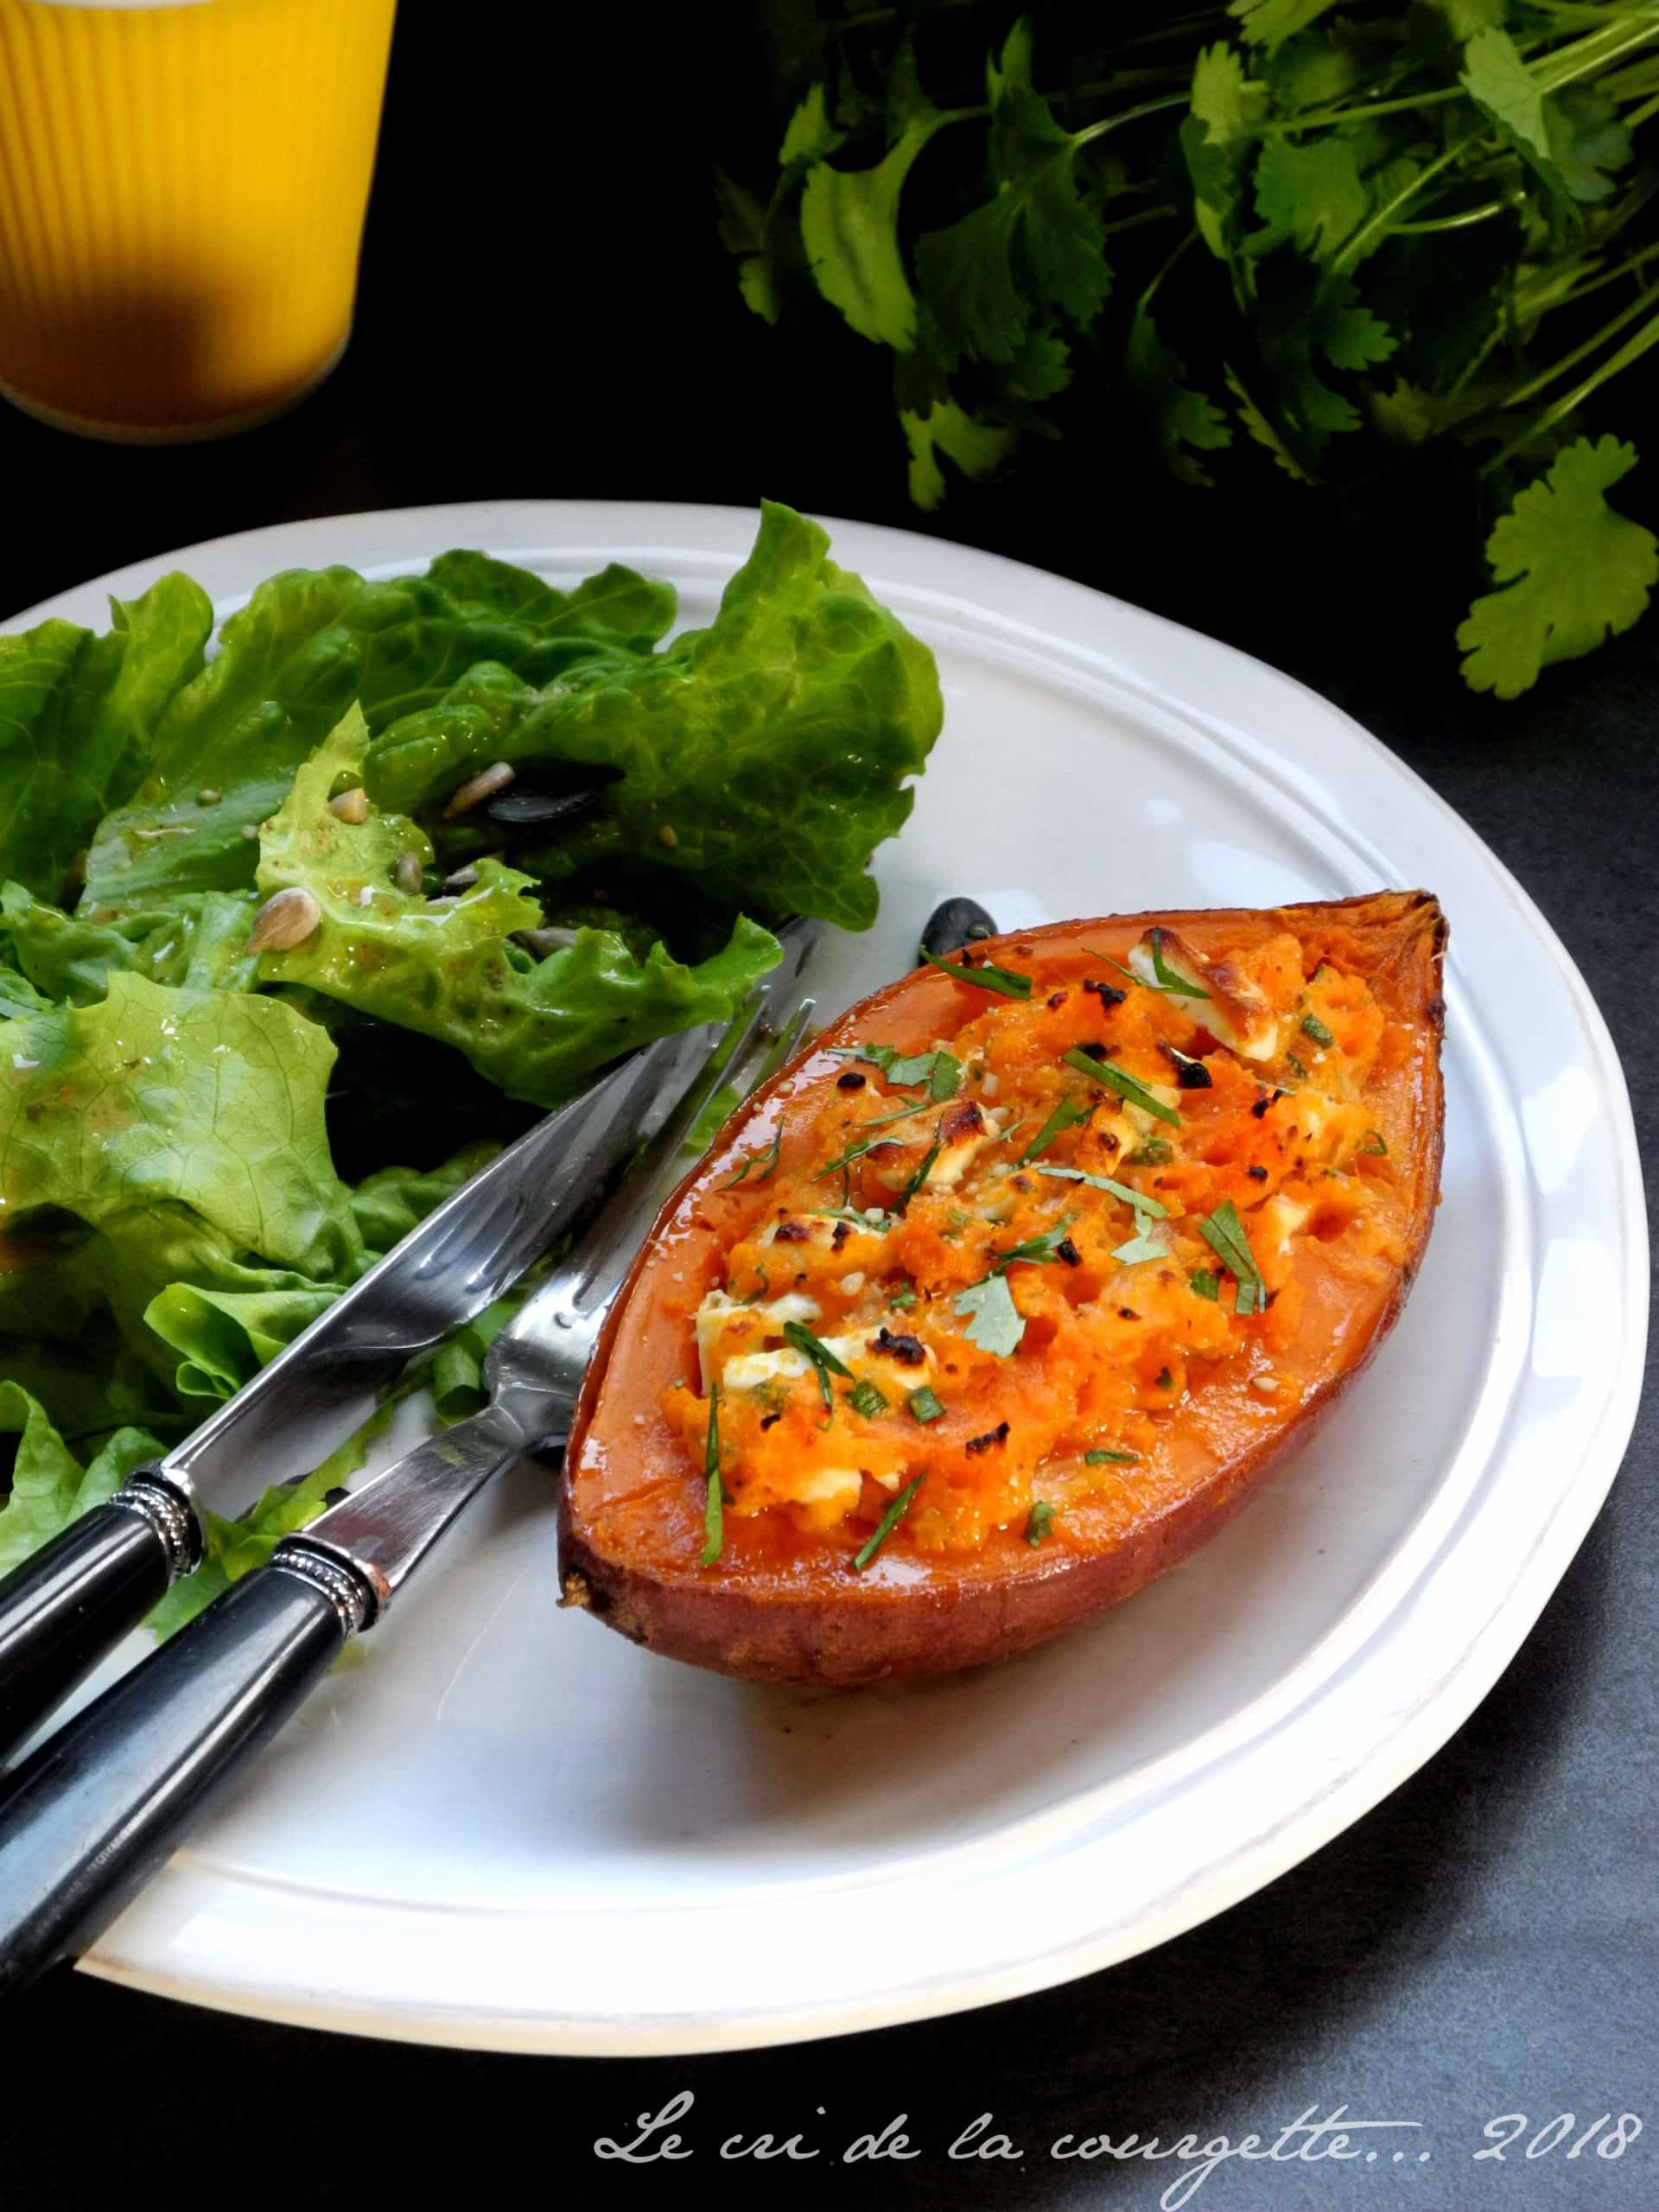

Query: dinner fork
0 955 819 1992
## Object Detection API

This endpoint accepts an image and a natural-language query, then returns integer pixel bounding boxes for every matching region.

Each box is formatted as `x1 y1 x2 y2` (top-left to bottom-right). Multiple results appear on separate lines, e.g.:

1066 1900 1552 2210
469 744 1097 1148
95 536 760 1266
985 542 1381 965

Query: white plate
12 503 1645 2053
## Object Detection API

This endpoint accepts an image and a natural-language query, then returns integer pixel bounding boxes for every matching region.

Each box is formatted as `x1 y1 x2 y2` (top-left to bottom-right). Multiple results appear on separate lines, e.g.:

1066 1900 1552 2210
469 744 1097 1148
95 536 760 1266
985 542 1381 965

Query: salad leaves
0 504 939 1623
727 4 1659 693
255 709 781 1106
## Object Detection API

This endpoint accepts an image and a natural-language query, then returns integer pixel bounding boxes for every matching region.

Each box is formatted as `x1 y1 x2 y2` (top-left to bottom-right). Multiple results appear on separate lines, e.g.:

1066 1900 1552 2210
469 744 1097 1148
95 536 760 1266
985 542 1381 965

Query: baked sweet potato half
559 892 1446 1688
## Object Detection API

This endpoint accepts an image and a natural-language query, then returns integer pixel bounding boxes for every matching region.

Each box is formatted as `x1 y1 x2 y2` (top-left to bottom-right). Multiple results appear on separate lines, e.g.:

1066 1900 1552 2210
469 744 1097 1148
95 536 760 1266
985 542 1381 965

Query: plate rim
11 498 1645 2053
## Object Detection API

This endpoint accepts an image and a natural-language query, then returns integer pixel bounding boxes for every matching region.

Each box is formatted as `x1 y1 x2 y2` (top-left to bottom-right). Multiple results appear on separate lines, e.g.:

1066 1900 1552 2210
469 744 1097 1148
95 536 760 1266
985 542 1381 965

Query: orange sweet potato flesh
559 893 1446 1688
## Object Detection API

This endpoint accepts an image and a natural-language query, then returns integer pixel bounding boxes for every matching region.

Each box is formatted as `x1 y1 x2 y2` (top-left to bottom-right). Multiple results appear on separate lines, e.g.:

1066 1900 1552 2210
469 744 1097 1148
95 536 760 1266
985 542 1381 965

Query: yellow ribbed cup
0 0 397 439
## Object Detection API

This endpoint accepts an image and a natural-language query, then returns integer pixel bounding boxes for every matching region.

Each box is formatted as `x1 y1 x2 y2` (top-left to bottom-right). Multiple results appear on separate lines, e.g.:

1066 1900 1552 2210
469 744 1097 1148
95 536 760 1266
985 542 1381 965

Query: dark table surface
0 8 1653 2209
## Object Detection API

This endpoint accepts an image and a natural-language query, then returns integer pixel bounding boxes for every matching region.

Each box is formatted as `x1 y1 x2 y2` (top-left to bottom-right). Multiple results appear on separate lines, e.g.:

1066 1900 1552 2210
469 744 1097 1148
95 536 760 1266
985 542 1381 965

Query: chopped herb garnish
1147 926 1211 999
1190 1269 1221 1300
1300 1012 1336 1048
853 1472 924 1570
1110 1219 1167 1265
1155 1367 1174 1389
953 1272 1026 1356
1062 1047 1181 1127
1091 931 1210 999
853 1043 964 1101
811 1205 893 1230
1197 1199 1266 1318
1360 1129 1389 1156
812 1101 925 1184
896 1122 944 1211
929 1052 963 1103
1017 1094 1094 1166
1286 1052 1307 1079
907 1384 945 1423
849 1378 888 1419
700 1383 724 1567
888 1281 918 1311
989 1215 1077 1272
1085 1447 1138 1465
1124 1137 1174 1167
1025 1500 1057 1546
1035 1165 1168 1217
722 1123 782 1188
919 948 1032 999
783 1319 854 1410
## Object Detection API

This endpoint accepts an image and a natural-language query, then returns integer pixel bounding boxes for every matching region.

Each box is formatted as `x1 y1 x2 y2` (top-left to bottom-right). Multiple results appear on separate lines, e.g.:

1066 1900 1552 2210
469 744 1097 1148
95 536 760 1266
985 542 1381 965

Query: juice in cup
0 0 397 440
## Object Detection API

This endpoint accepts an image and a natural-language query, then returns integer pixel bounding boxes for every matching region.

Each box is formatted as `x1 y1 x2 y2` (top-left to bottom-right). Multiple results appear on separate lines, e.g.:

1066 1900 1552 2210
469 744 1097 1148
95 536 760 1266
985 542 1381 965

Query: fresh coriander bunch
721 0 1659 696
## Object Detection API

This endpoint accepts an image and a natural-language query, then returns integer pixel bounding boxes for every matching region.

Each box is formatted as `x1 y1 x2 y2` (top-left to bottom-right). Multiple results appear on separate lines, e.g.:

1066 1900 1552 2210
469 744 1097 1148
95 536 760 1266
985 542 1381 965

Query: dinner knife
0 918 819 1762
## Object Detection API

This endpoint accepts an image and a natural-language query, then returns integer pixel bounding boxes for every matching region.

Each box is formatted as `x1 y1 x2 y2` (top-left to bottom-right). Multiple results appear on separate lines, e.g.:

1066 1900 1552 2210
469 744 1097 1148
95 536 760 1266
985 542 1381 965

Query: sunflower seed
392 851 423 895
512 926 581 959
328 786 369 824
442 861 480 892
247 887 321 953
442 761 515 818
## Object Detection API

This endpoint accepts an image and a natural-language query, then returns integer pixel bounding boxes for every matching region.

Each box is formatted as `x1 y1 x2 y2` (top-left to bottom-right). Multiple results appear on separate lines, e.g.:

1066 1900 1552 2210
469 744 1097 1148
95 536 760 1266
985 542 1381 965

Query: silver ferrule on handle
274 1402 531 1624
107 1468 201 1585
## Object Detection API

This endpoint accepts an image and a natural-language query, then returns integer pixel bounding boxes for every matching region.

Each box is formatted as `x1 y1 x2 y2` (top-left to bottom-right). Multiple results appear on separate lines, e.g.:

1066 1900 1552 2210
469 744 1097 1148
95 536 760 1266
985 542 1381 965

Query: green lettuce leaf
255 707 779 1106
366 501 941 931
80 558 672 916
143 1140 500 1401
0 972 363 1367
0 574 212 904
1 879 255 1005
0 1382 162 1577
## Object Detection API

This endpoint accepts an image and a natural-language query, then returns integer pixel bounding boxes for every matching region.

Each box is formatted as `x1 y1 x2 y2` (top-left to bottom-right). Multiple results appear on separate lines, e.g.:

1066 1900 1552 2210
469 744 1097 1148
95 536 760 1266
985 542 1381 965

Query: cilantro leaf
1255 261 1396 467
901 399 1017 510
1184 44 1269 268
1459 435 1659 697
1546 86 1632 207
780 84 845 167
1253 136 1370 262
1230 0 1344 50
916 22 1110 368
1460 26 1566 196
953 1272 1027 1356
1124 305 1232 486
801 117 947 349
1227 365 1317 480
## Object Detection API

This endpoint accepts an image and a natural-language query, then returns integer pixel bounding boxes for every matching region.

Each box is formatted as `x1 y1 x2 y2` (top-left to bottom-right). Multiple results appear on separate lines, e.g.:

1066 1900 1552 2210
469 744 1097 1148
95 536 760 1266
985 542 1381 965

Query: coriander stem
1482 304 1659 471
1255 83 1471 136
1137 226 1198 313
1330 125 1486 277
1389 198 1510 234
1534 16 1659 94
1542 234 1659 307
1071 91 1190 150
1494 277 1659 411
1099 202 1180 241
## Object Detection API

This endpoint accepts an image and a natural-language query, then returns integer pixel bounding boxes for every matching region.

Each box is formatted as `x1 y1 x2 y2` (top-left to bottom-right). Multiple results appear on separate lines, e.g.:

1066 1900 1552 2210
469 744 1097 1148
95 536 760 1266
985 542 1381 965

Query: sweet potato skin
559 893 1446 1688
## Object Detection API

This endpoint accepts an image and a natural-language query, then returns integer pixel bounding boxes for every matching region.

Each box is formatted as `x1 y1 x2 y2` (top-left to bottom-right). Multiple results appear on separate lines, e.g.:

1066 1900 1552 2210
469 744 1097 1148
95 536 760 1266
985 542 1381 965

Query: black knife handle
0 1488 189 1762
0 1554 365 1994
